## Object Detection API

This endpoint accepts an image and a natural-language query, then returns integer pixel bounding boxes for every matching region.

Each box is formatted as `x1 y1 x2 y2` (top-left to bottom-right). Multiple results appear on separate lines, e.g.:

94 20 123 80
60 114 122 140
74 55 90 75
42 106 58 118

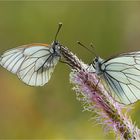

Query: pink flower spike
61 45 140 140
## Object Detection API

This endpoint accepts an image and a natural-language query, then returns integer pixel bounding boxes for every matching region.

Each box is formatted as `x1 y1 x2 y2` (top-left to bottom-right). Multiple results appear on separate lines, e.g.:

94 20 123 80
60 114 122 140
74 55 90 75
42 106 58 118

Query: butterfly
77 42 140 105
0 23 62 86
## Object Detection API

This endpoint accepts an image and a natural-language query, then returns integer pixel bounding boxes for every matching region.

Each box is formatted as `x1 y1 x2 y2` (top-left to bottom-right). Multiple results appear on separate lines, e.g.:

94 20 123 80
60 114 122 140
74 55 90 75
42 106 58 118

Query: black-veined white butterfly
0 23 62 86
78 42 140 105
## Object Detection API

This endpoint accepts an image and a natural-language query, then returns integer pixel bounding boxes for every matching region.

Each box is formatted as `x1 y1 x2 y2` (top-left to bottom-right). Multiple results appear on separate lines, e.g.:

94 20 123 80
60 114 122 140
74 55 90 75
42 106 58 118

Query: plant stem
61 45 140 140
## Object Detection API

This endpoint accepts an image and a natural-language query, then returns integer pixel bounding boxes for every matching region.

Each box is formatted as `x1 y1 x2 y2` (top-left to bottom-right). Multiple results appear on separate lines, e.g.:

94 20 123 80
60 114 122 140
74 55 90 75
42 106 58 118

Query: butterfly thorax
94 57 104 75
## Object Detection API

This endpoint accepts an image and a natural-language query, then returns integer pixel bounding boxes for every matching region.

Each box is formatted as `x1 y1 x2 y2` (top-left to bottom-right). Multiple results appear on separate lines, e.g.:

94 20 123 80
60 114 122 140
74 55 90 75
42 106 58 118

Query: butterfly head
94 56 103 64
50 41 61 56
94 56 99 63
92 56 104 75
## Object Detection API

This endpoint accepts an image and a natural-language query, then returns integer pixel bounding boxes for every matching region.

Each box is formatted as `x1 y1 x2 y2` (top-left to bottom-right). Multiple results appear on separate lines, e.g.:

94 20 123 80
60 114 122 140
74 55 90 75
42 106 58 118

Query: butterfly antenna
54 22 63 41
90 42 94 49
90 42 97 57
77 41 97 57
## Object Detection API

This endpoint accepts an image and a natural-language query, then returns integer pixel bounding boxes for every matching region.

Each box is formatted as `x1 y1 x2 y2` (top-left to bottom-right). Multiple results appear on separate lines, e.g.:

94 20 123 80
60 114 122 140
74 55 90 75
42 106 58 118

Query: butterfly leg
95 78 101 91
96 79 100 89
59 60 72 67
59 58 73 67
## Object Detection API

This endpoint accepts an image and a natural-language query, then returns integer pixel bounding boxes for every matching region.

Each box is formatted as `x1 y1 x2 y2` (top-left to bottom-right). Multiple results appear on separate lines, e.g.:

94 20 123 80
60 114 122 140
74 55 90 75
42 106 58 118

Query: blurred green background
0 1 140 139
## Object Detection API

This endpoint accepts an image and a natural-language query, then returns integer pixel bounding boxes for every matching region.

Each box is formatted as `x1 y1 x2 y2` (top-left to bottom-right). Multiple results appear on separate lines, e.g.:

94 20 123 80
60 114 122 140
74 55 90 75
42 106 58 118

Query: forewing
102 51 140 104
0 44 60 86
18 53 60 86
0 47 26 74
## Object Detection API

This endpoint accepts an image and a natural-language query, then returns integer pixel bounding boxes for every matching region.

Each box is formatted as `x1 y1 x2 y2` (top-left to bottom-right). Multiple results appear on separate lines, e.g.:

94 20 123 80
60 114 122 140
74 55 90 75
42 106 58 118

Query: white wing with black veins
102 51 140 104
1 45 60 86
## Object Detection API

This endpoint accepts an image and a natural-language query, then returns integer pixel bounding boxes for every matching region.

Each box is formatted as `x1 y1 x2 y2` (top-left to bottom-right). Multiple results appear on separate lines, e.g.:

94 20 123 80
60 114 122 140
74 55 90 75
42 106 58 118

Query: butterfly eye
55 42 58 45
95 58 98 62
54 40 59 45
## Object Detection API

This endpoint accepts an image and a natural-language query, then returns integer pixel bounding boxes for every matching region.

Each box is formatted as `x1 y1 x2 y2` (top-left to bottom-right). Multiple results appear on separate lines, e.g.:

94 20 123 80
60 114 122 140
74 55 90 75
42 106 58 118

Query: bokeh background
0 1 140 139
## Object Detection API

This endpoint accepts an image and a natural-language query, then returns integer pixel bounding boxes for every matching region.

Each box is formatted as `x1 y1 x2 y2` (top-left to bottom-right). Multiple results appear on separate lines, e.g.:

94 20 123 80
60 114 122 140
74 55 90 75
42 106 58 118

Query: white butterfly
88 52 140 105
77 41 140 104
0 23 62 86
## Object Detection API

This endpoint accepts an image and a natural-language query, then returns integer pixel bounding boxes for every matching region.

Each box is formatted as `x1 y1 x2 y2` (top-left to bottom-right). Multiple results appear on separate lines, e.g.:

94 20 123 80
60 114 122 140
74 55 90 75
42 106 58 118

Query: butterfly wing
87 63 96 73
0 47 26 74
101 51 140 104
0 44 60 86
